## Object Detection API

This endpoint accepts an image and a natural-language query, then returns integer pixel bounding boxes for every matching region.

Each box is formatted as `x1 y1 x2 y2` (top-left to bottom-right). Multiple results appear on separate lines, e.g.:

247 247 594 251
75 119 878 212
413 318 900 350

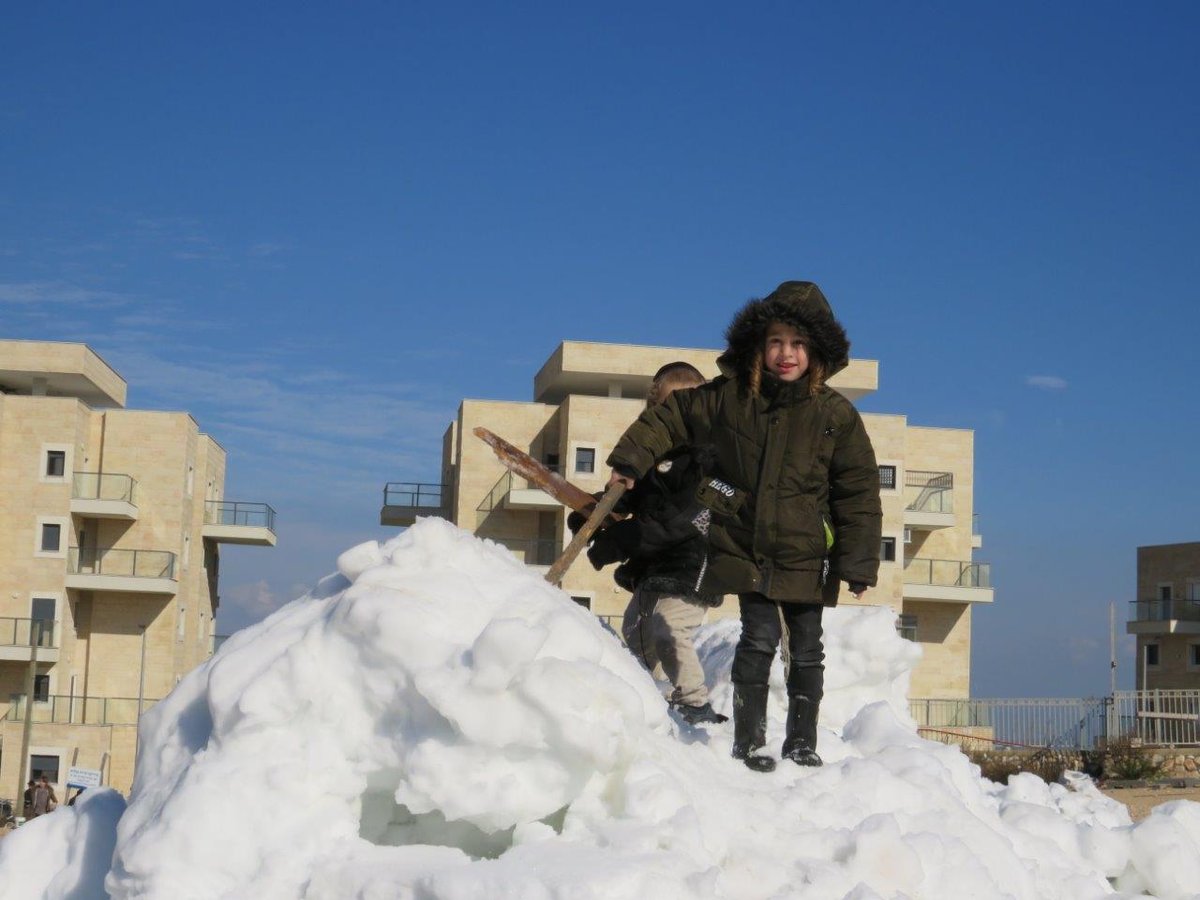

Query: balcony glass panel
1130 599 1200 623
904 470 953 513
0 618 57 648
384 483 446 508
72 472 136 503
903 558 990 588
68 547 177 579
205 501 277 532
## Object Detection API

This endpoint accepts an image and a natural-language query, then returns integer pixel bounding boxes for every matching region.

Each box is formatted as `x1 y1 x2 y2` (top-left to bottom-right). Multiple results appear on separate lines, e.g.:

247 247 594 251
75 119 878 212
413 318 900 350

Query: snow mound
3 518 1199 899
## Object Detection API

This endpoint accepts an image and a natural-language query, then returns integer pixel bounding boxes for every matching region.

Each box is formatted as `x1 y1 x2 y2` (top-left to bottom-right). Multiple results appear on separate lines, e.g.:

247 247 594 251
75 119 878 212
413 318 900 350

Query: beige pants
622 588 708 707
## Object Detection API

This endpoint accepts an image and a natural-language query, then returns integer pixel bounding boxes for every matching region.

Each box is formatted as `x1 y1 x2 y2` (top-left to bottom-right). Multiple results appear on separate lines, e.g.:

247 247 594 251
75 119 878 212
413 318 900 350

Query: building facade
1127 542 1200 690
383 341 992 698
0 340 276 800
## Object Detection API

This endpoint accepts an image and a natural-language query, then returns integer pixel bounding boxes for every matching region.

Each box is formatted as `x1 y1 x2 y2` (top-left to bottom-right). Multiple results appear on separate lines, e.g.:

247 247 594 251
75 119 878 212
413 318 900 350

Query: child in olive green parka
606 281 882 772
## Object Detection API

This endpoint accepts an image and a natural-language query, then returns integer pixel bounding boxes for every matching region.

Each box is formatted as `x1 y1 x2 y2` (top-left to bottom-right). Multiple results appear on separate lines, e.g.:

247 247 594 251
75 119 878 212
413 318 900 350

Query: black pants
731 592 824 700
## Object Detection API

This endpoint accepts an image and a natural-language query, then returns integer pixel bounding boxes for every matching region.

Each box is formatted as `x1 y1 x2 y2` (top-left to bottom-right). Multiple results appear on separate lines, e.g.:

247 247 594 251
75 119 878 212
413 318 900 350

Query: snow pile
3 517 1200 899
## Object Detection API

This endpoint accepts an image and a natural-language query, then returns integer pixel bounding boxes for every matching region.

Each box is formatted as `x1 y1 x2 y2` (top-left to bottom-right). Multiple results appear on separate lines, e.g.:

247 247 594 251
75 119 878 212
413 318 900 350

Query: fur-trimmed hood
716 281 850 381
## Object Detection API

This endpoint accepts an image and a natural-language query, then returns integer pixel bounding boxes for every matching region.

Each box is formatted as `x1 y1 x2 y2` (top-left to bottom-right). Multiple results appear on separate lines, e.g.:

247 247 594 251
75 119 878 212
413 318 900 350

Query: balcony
483 536 560 571
903 470 954 531
478 469 563 516
1127 599 1200 636
4 693 157 726
381 482 450 526
902 557 993 604
70 472 138 519
0 618 59 663
203 501 277 546
65 547 177 595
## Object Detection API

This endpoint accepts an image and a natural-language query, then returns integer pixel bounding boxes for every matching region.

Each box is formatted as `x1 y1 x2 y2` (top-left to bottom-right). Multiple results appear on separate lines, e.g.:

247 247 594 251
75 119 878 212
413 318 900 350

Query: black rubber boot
781 694 823 767
731 684 776 773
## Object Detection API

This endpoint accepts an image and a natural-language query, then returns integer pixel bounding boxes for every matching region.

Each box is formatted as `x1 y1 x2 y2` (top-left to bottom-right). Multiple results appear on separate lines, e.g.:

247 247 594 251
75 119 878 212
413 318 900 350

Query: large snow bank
2 517 1199 899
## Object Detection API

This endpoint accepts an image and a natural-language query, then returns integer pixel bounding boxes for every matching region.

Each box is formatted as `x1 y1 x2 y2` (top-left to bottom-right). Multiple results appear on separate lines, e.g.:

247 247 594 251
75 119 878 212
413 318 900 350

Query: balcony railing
904 470 953 513
0 618 56 649
205 501 276 532
488 536 559 567
478 465 564 514
1129 599 1200 623
72 471 136 503
384 482 446 509
67 547 177 579
903 557 990 588
4 693 156 726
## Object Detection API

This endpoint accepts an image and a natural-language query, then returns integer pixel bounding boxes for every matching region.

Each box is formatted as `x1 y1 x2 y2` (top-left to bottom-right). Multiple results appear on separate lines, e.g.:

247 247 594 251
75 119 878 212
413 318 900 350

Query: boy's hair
648 361 705 406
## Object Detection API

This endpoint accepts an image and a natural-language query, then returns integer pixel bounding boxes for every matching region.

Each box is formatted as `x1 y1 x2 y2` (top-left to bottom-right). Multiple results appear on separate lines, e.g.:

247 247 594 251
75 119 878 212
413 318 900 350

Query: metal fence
205 500 277 532
67 547 176 579
4 694 158 726
385 482 446 509
911 690 1200 750
903 557 991 588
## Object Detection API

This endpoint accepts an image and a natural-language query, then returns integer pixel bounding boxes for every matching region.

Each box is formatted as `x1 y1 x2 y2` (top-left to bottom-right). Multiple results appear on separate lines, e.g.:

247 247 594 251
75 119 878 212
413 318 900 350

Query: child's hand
607 470 636 491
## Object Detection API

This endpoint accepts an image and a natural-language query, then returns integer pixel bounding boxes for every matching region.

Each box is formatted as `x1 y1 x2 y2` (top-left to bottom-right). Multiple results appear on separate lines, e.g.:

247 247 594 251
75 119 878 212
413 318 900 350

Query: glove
567 509 587 534
585 520 641 569
848 582 868 596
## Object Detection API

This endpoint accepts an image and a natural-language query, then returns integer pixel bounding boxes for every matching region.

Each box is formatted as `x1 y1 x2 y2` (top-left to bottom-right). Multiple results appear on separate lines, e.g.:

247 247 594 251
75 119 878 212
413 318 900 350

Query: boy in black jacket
573 362 727 725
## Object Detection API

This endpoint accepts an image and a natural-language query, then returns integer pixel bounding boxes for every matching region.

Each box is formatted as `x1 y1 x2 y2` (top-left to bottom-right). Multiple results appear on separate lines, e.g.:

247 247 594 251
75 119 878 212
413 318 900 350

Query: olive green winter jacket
607 372 881 604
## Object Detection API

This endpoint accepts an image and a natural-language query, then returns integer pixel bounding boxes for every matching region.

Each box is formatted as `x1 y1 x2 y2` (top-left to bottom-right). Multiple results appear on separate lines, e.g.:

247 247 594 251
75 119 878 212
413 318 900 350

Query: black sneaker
672 701 729 725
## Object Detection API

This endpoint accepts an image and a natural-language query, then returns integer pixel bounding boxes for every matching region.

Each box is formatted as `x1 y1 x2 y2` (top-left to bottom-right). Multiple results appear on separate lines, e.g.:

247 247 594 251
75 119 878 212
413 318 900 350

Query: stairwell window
1190 645 1200 670
41 523 61 553
1145 644 1160 667
575 447 596 475
45 450 66 477
34 674 50 703
880 537 897 563
878 465 897 490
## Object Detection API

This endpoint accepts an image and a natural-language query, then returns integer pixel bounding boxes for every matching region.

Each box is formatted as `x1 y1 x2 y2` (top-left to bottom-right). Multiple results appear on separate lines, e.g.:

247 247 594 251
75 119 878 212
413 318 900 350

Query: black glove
567 509 587 534
848 582 868 595
585 520 642 569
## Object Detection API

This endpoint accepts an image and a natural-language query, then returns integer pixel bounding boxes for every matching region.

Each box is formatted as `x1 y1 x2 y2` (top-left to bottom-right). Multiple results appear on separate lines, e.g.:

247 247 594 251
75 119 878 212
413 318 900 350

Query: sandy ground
1100 784 1200 822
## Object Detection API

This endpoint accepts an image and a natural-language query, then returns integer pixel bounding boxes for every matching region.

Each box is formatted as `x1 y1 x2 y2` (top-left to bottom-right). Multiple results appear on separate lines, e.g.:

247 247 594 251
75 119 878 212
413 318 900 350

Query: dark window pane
1146 644 1160 666
40 524 61 552
880 538 896 562
878 465 896 489
33 675 50 702
571 596 591 609
46 451 65 477
30 753 59 783
575 448 595 474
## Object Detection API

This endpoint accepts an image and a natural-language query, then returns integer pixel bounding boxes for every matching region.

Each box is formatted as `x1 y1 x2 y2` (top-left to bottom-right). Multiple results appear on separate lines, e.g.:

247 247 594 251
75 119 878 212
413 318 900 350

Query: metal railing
67 547 177 579
911 690 1200 750
478 463 563 514
5 693 158 726
0 618 56 649
384 482 447 509
904 470 953 513
903 557 991 588
205 500 277 532
1129 598 1200 623
72 471 136 504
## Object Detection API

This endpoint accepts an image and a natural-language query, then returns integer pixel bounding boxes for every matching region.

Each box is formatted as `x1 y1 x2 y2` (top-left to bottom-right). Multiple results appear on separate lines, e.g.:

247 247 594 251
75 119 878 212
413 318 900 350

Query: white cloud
0 281 131 307
1025 374 1068 390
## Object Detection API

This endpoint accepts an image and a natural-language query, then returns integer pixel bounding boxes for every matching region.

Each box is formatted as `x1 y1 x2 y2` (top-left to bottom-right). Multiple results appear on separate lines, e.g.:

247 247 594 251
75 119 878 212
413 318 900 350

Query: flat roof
0 340 127 407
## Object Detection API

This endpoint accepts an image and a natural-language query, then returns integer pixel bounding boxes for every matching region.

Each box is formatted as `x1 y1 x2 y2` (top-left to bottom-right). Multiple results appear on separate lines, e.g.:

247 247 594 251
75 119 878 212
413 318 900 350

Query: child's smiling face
763 321 810 382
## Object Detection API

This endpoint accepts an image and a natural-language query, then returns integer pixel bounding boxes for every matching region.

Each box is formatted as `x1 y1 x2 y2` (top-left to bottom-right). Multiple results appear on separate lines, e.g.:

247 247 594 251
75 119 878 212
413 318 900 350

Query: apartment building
1127 542 1200 690
0 340 276 800
382 341 992 698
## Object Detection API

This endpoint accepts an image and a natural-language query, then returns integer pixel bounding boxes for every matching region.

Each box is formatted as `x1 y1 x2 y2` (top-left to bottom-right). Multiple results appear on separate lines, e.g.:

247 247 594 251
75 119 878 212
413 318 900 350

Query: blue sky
3 2 1197 696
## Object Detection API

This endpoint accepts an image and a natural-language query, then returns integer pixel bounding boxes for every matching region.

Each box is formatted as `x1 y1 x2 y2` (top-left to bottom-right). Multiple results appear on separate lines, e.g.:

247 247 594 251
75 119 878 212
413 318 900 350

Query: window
1159 584 1173 601
880 537 897 562
575 448 596 475
1191 645 1200 667
1145 644 1160 667
571 596 591 610
545 453 560 472
40 523 61 553
29 754 59 783
897 614 917 642
45 450 66 477
31 598 55 647
878 465 897 490
33 674 50 702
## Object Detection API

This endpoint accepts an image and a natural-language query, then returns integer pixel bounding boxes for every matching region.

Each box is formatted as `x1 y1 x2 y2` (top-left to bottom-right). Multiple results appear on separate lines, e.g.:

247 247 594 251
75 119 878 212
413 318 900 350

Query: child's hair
648 361 705 406
746 333 827 399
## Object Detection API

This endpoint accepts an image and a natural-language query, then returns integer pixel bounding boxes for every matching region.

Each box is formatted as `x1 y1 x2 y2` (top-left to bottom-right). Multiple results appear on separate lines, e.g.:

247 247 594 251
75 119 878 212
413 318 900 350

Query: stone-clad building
383 341 993 699
1128 542 1200 690
0 340 276 798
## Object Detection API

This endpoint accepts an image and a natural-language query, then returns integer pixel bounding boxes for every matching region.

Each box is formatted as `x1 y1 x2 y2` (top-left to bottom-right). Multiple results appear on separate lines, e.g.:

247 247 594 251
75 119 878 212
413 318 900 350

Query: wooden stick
544 482 627 585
